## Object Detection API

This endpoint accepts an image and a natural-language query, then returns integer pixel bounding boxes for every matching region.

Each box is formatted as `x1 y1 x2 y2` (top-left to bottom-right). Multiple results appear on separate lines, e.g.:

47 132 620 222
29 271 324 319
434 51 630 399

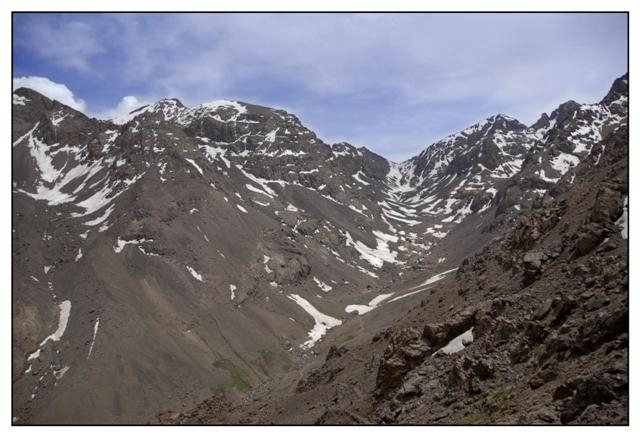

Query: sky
12 13 627 162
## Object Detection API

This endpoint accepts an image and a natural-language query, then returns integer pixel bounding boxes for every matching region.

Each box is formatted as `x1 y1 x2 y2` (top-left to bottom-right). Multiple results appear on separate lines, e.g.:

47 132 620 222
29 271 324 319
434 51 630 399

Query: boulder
522 251 544 285
575 223 607 256
589 187 623 224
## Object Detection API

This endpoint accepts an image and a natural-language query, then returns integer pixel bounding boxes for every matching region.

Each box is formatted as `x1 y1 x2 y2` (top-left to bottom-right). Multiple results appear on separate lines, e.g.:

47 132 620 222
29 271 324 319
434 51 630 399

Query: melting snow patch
538 169 559 183
312 276 333 292
388 288 430 303
40 300 72 346
186 266 204 282
263 255 273 273
264 128 278 143
139 246 159 257
288 294 342 349
84 204 115 227
237 204 248 214
74 248 83 262
235 165 280 198
229 284 237 300
594 145 606 166
551 153 580 175
53 366 70 380
13 94 29 106
345 293 394 315
87 317 100 358
246 184 272 198
411 268 458 289
348 204 369 217
352 171 370 186
438 328 474 355
343 230 403 268
200 145 231 168
185 158 204 175
27 348 41 362
616 196 628 239
114 237 152 253
286 203 299 212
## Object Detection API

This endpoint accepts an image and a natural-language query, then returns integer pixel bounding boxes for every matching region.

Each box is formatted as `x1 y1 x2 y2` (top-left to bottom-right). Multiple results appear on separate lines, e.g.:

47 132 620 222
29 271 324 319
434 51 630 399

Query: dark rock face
422 310 475 348
522 251 544 285
557 370 628 424
376 329 429 393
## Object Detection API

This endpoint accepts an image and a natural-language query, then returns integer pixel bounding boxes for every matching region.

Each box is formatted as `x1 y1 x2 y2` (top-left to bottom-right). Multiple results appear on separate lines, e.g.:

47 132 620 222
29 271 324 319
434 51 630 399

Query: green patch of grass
212 359 251 392
338 332 356 343
461 387 517 424
275 382 293 395
252 349 275 376
258 349 274 364
280 363 292 372
211 384 227 396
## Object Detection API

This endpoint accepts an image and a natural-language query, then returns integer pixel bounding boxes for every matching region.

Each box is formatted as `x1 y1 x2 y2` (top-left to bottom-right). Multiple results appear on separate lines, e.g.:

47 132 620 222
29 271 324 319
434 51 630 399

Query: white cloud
13 76 87 112
11 76 148 123
99 96 148 123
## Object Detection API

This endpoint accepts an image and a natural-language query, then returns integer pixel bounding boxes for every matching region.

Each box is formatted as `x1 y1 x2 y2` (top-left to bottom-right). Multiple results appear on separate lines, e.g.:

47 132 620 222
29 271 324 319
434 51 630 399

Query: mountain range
12 73 628 424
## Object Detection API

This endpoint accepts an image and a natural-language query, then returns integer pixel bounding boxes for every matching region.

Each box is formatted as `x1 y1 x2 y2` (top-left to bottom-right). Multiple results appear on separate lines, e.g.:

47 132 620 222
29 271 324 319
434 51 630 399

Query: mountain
11 73 628 424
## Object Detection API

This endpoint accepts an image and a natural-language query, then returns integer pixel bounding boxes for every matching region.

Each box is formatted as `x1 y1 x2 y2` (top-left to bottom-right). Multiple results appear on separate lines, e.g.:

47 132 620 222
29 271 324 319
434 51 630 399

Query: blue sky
13 13 627 162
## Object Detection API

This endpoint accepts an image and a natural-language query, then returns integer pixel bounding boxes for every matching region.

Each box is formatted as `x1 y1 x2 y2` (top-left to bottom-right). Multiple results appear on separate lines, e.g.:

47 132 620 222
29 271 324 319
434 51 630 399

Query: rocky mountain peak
530 112 551 131
548 100 581 124
601 72 629 110
485 113 527 132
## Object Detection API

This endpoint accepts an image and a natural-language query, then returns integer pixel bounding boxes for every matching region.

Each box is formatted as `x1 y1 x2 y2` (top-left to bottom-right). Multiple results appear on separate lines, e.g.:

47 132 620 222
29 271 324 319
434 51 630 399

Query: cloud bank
13 76 87 112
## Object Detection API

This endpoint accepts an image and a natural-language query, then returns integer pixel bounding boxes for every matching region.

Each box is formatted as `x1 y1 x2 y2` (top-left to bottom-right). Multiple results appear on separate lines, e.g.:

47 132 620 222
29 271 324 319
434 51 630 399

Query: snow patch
185 158 204 175
343 230 403 268
438 328 474 355
352 170 371 186
288 294 342 349
312 276 333 292
264 128 279 143
410 268 458 289
616 196 628 239
87 317 100 359
186 266 204 282
53 366 70 380
114 237 152 253
13 94 29 106
345 293 394 315
263 255 273 274
40 300 72 346
551 152 580 175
